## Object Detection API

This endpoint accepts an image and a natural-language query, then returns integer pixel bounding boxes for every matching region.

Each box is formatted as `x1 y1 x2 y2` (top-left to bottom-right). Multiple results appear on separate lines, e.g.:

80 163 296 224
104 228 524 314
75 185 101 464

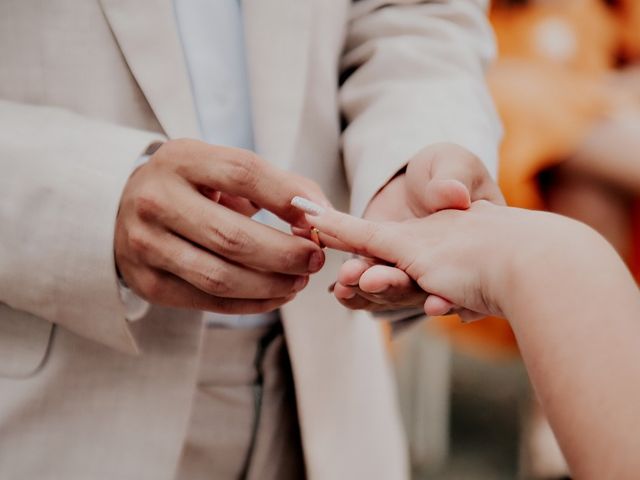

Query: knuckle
228 151 260 189
133 191 163 222
127 230 153 257
211 225 253 256
200 268 231 296
147 141 174 167
154 138 200 172
137 272 164 299
160 138 189 158
279 247 306 272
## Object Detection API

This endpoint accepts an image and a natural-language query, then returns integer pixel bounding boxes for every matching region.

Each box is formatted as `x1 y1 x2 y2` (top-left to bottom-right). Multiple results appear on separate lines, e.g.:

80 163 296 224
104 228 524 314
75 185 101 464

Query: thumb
422 179 471 213
406 147 478 214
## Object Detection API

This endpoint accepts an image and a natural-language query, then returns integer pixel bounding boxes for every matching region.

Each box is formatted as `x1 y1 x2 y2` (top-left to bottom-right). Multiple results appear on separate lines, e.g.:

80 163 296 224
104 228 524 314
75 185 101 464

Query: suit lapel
99 0 311 155
98 0 200 139
242 0 312 168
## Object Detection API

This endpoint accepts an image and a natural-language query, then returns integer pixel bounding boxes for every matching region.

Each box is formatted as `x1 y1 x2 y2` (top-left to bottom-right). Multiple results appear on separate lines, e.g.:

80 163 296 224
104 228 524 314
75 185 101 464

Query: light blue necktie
173 1 279 328
173 0 254 150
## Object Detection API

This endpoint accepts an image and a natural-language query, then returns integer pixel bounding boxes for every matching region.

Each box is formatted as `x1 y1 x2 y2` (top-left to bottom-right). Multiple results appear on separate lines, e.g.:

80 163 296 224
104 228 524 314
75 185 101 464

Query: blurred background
390 0 640 478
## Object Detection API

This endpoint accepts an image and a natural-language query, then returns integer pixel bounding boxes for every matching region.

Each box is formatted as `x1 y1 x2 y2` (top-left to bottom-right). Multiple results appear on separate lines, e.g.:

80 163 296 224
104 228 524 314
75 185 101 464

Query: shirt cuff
117 280 151 322
115 141 163 322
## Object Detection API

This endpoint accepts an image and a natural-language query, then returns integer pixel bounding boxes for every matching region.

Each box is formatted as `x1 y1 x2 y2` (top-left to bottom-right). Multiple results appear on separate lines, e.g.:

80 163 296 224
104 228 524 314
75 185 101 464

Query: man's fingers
337 258 377 287
334 282 358 301
172 141 330 227
335 286 423 312
336 263 429 311
333 283 383 311
130 267 295 314
218 193 260 217
157 184 324 275
423 295 455 316
136 230 309 299
358 264 412 293
357 265 428 308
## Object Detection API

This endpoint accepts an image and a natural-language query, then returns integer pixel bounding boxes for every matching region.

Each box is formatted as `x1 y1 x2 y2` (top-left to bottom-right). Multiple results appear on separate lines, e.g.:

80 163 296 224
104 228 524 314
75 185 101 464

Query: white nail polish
291 196 325 216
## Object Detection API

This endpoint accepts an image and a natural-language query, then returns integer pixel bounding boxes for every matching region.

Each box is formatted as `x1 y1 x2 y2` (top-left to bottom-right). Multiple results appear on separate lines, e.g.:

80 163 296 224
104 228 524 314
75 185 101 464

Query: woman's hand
334 143 504 315
294 198 640 479
292 197 553 319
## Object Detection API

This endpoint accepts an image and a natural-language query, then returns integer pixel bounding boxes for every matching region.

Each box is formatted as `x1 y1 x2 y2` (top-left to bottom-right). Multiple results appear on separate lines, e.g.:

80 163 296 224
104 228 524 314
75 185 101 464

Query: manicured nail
291 196 325 216
308 251 325 273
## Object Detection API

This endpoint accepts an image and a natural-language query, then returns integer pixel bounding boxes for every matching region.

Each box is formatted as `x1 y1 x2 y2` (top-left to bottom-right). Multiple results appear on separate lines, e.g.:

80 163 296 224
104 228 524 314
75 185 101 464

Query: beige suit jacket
0 1 500 478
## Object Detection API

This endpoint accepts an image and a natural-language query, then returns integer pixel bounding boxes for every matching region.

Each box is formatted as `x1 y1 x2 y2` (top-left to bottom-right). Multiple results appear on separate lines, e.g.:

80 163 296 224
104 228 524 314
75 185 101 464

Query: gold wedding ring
310 227 324 249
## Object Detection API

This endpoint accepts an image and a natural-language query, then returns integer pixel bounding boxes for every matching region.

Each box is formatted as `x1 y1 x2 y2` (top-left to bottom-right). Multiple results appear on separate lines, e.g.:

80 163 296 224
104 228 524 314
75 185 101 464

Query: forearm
341 0 501 216
502 221 640 478
0 100 164 352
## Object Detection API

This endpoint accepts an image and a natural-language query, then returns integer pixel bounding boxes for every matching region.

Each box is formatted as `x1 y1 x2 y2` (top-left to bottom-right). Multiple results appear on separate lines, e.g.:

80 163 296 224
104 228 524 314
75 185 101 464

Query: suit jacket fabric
0 1 500 478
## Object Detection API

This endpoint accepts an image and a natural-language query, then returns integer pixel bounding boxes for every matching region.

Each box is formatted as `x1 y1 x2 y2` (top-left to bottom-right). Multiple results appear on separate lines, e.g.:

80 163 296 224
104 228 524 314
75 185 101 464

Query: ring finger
141 228 309 299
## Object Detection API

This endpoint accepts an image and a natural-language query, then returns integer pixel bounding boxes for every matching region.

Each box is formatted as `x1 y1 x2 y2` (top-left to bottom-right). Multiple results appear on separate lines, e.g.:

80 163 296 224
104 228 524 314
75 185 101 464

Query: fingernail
369 285 389 294
291 196 325 216
294 276 309 291
308 251 325 273
342 290 357 300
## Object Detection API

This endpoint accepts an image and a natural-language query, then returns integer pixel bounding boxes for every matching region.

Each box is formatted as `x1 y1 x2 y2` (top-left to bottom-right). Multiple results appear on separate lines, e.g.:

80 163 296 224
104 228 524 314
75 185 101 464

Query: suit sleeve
0 100 165 354
341 0 503 216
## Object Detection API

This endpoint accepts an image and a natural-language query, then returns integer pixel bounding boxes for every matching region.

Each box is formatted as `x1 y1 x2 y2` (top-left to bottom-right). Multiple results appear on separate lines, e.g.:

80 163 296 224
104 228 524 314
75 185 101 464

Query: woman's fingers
423 295 455 316
333 261 429 311
337 258 377 286
358 264 411 293
355 270 429 309
291 197 402 262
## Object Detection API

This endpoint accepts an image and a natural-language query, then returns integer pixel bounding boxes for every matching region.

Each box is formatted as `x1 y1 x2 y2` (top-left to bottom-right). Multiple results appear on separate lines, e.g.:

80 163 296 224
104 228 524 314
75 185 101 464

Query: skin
297 200 640 479
115 138 329 314
333 142 504 320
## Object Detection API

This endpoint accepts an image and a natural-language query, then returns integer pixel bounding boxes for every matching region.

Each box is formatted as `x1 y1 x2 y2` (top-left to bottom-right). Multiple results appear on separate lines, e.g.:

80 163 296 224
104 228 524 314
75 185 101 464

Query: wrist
498 213 607 321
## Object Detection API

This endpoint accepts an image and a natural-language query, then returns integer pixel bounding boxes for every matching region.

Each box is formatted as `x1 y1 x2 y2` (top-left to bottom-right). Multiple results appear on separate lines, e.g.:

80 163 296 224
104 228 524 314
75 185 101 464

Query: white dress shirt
121 0 278 328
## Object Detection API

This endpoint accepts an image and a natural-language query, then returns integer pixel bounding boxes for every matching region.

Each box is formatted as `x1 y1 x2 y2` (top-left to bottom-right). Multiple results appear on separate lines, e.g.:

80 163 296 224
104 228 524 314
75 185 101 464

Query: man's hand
115 139 328 314
333 143 504 315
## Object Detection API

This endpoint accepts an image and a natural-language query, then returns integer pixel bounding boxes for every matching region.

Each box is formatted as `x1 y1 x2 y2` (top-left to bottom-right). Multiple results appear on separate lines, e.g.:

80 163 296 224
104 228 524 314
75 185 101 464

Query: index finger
176 141 330 227
290 197 401 263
